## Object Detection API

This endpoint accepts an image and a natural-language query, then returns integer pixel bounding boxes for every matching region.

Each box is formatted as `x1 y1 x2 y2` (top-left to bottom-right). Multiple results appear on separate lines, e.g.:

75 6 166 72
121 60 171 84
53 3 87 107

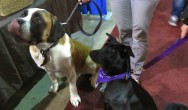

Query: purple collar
97 68 131 83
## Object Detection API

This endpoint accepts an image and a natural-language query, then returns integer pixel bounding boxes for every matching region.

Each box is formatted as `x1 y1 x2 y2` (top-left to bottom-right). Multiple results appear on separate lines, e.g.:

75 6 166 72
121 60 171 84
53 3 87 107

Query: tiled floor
15 2 115 110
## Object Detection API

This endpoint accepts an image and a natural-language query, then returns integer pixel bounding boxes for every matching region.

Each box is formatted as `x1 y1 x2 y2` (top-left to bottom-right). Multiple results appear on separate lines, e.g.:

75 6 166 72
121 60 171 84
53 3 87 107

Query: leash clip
61 22 67 26
40 49 46 57
125 73 130 80
140 67 145 72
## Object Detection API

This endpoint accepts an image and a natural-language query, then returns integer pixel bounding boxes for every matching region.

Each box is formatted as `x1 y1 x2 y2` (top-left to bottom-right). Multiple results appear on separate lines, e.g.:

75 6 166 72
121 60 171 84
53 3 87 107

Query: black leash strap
40 41 58 66
62 0 103 36
61 2 80 25
77 0 103 36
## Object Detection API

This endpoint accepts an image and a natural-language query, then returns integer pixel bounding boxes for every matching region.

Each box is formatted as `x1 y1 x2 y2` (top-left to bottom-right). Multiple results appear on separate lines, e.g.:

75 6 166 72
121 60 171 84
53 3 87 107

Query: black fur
165 103 188 110
90 33 158 110
47 19 65 43
29 11 46 44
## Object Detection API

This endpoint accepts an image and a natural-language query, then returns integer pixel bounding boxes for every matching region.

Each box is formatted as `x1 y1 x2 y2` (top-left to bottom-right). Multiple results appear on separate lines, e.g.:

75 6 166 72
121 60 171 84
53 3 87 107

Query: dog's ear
47 16 65 43
106 33 118 43
123 46 134 57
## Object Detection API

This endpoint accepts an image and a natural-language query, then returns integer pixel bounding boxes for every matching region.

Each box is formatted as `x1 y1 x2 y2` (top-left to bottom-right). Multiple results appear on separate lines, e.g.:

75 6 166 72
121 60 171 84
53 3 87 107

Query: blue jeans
171 0 186 17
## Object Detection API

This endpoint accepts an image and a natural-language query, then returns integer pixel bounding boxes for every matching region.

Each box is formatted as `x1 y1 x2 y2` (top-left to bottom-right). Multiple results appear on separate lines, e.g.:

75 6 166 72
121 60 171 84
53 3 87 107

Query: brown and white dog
8 8 98 107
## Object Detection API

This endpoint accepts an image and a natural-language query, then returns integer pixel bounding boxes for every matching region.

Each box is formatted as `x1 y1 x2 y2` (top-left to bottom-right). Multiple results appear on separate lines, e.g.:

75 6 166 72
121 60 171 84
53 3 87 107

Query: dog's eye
21 10 28 17
32 17 42 23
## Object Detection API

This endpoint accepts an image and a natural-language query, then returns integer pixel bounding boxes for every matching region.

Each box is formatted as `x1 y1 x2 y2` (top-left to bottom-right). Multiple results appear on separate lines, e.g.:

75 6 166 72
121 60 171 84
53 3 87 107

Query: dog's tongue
8 19 20 36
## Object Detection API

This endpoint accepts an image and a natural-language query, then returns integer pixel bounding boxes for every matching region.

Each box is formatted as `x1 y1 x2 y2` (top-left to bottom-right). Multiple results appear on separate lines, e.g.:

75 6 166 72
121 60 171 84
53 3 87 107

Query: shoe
168 16 178 27
131 74 140 84
180 13 185 21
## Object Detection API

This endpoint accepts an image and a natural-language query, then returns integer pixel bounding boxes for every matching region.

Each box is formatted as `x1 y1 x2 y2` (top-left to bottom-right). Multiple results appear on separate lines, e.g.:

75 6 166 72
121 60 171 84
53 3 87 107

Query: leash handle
143 35 188 70
61 0 102 36
77 0 103 36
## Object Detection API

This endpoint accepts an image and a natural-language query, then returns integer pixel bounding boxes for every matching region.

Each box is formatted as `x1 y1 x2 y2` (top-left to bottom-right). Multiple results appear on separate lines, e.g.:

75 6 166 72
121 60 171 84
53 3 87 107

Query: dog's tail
164 103 188 110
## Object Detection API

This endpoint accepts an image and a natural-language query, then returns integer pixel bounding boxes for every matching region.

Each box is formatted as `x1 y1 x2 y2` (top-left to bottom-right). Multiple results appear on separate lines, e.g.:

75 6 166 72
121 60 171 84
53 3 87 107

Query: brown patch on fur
58 35 93 72
70 39 92 72
40 11 57 42
58 35 66 45
96 64 101 73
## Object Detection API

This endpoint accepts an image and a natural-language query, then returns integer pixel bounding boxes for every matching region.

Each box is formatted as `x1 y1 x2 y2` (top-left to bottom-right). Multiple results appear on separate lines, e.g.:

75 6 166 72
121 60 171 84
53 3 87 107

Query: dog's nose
17 18 25 25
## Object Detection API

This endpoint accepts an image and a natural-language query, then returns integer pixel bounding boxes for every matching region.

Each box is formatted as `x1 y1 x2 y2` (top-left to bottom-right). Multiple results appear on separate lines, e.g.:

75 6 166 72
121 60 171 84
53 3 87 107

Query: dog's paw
70 95 81 107
90 81 99 88
90 75 98 88
131 74 140 84
48 85 58 93
99 83 107 92
94 82 99 88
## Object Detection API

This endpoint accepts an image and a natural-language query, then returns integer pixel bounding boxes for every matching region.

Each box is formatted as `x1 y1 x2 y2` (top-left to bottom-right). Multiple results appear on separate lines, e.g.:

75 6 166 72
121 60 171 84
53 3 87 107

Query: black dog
90 33 158 110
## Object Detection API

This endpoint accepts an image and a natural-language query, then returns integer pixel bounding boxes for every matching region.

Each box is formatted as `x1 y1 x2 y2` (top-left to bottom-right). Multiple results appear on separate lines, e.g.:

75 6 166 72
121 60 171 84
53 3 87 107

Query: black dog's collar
40 41 58 66
97 68 131 83
40 16 63 66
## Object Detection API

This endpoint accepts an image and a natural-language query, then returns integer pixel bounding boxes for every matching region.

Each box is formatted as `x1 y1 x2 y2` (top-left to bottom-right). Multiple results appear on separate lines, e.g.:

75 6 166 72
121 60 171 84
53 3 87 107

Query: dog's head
90 33 134 76
8 8 65 44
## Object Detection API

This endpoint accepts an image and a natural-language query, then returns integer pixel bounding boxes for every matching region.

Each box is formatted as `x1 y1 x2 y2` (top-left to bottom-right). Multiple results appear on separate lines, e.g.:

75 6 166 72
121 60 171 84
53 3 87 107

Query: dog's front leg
84 56 98 88
48 73 59 93
90 72 98 88
68 69 81 107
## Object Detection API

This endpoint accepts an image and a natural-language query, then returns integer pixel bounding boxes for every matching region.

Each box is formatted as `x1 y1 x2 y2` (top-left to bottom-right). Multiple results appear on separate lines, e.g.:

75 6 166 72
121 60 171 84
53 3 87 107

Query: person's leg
171 0 186 17
130 0 159 82
169 0 186 26
108 0 132 46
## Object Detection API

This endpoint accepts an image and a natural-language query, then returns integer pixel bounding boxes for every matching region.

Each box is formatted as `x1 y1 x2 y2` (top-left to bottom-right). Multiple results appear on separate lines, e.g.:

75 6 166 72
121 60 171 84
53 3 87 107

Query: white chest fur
29 34 72 76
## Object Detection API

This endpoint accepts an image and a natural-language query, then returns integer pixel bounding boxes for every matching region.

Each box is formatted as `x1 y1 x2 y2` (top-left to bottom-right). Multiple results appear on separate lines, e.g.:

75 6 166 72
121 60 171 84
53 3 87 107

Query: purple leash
97 35 188 83
143 35 188 70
